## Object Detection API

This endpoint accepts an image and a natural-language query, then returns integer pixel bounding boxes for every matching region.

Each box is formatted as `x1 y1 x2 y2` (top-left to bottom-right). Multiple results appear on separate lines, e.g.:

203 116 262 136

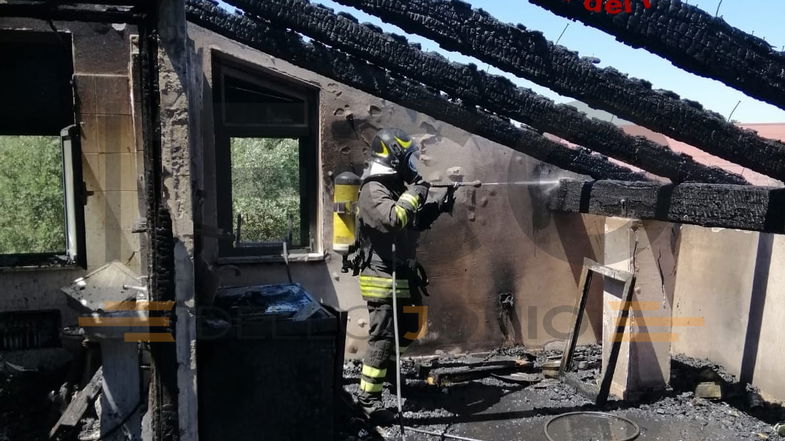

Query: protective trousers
357 299 424 404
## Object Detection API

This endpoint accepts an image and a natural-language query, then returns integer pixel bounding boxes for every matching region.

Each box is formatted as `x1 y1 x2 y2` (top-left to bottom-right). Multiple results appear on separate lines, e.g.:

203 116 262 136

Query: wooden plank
558 260 636 404
549 179 785 234
586 261 634 283
596 275 636 405
559 263 592 375
50 367 103 438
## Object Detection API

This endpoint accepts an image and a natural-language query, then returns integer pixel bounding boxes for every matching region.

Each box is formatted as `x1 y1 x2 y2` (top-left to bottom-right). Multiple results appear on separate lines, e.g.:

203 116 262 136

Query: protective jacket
357 175 441 302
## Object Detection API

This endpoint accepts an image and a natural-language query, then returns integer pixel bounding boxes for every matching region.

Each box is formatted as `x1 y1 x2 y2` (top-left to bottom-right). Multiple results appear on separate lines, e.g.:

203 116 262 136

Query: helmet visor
407 149 419 174
403 147 421 182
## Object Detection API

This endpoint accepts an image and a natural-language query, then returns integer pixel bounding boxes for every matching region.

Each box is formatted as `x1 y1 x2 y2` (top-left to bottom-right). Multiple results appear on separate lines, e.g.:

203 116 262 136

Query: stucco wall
188 24 605 357
672 226 785 402
0 21 142 324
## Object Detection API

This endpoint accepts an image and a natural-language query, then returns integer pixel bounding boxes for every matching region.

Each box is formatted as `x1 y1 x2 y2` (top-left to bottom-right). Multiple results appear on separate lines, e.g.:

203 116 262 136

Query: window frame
0 31 85 269
212 54 319 258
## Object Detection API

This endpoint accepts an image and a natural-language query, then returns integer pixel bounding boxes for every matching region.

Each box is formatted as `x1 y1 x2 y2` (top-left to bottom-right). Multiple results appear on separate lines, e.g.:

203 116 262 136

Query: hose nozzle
431 180 482 189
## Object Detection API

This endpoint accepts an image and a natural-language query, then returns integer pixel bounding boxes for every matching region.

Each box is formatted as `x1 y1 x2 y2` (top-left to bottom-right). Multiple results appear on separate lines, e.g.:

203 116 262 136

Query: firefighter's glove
439 185 456 213
410 179 430 206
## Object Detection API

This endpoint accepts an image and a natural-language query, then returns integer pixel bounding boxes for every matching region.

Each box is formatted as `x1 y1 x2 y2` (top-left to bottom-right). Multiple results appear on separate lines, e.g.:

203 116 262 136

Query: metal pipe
391 242 406 440
403 426 490 441
430 180 482 188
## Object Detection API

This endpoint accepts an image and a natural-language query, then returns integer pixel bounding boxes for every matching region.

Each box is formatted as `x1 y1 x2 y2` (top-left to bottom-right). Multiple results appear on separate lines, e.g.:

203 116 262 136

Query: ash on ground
338 345 785 441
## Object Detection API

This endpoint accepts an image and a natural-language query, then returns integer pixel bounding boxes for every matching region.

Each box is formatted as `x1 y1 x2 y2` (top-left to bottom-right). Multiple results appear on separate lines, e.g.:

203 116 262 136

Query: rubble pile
226 0 741 184
529 0 785 111
333 0 785 181
185 0 646 181
0 367 66 440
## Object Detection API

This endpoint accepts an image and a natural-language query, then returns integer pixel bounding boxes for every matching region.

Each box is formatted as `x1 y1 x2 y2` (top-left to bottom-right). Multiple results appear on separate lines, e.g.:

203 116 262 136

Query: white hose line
391 242 406 440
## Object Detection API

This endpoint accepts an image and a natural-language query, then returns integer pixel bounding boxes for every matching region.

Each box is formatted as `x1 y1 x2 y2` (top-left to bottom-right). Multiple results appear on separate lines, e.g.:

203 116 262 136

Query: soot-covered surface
339 346 785 441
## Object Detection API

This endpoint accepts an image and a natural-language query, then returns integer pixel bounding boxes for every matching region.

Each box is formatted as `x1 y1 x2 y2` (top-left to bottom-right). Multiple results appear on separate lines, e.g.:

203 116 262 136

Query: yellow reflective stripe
360 286 411 295
361 283 410 291
361 289 412 299
399 193 420 209
394 205 408 225
360 379 384 393
358 280 410 289
362 365 387 379
360 275 406 284
395 136 413 149
378 140 390 158
360 279 409 289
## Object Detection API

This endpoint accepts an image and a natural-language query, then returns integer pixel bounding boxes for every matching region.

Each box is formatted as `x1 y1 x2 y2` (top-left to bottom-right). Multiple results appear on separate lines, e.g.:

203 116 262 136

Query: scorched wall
187 23 606 357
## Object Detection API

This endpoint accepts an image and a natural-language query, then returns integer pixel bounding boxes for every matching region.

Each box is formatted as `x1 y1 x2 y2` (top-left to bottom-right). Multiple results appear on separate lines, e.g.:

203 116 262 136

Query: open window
0 31 85 267
213 55 319 258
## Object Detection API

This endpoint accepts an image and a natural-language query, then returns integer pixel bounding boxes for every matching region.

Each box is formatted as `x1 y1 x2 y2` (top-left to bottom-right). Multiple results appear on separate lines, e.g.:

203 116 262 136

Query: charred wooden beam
331 0 785 182
139 9 180 440
185 0 646 181
228 0 742 184
529 0 785 111
549 179 785 234
0 3 146 23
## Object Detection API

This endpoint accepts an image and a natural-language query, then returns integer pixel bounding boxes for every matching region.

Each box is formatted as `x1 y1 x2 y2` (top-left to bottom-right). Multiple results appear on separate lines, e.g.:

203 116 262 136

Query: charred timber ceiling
0 1 150 23
186 0 647 181
550 179 785 234
331 0 785 182
228 0 743 185
528 0 785 111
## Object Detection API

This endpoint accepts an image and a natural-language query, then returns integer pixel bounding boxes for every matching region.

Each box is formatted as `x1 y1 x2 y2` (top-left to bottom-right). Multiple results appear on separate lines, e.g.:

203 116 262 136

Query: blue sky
219 0 785 122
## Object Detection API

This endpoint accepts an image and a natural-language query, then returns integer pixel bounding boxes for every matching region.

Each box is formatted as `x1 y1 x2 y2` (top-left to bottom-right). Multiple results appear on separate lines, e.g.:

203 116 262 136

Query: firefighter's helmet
369 128 420 182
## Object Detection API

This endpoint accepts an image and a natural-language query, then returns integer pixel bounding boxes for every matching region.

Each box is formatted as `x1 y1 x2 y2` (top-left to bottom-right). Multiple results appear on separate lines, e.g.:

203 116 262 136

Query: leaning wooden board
49 367 103 439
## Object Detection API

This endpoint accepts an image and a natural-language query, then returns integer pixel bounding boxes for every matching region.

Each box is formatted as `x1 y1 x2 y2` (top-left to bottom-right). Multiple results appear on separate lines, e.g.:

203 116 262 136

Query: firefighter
354 128 455 423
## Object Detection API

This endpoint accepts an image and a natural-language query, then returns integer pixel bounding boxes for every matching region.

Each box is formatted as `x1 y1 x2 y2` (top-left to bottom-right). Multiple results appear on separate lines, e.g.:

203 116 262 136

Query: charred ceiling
186 0 646 181
330 0 785 182
528 0 785 112
185 0 785 232
228 0 744 184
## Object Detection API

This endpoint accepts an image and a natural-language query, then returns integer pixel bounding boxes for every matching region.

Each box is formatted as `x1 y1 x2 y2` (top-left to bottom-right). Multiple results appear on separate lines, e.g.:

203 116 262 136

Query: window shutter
61 125 86 267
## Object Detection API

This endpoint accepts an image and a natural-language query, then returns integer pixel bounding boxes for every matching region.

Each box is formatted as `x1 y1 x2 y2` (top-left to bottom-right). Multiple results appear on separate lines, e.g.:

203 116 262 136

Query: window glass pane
231 137 302 246
0 136 65 254
224 76 306 126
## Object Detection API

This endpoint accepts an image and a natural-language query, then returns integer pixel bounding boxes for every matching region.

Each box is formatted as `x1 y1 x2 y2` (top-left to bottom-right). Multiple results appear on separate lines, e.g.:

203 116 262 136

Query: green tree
0 135 65 254
230 137 302 246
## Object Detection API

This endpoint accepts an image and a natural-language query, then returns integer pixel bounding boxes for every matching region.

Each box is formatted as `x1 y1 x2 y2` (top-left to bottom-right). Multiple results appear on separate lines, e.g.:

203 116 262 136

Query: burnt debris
549 179 785 233
186 0 647 181
224 0 743 184
331 0 785 182
529 0 785 111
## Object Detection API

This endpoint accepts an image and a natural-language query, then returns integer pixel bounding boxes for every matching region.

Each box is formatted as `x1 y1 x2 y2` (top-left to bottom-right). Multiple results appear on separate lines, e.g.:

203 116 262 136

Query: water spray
481 180 561 186
430 179 561 188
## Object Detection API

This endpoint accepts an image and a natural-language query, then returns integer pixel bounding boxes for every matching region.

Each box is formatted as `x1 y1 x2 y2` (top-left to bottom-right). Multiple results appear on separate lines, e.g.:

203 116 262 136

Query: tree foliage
0 136 65 254
230 137 302 245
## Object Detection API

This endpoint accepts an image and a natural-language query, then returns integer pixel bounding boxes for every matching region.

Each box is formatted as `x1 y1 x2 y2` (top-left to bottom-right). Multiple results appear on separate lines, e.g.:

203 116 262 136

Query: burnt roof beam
550 179 785 234
225 0 743 184
185 0 646 181
528 0 785 111
0 3 147 23
331 0 785 182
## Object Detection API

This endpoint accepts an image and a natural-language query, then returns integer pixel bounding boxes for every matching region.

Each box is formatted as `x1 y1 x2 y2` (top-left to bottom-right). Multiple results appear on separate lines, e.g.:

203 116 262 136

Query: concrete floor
340 352 784 441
